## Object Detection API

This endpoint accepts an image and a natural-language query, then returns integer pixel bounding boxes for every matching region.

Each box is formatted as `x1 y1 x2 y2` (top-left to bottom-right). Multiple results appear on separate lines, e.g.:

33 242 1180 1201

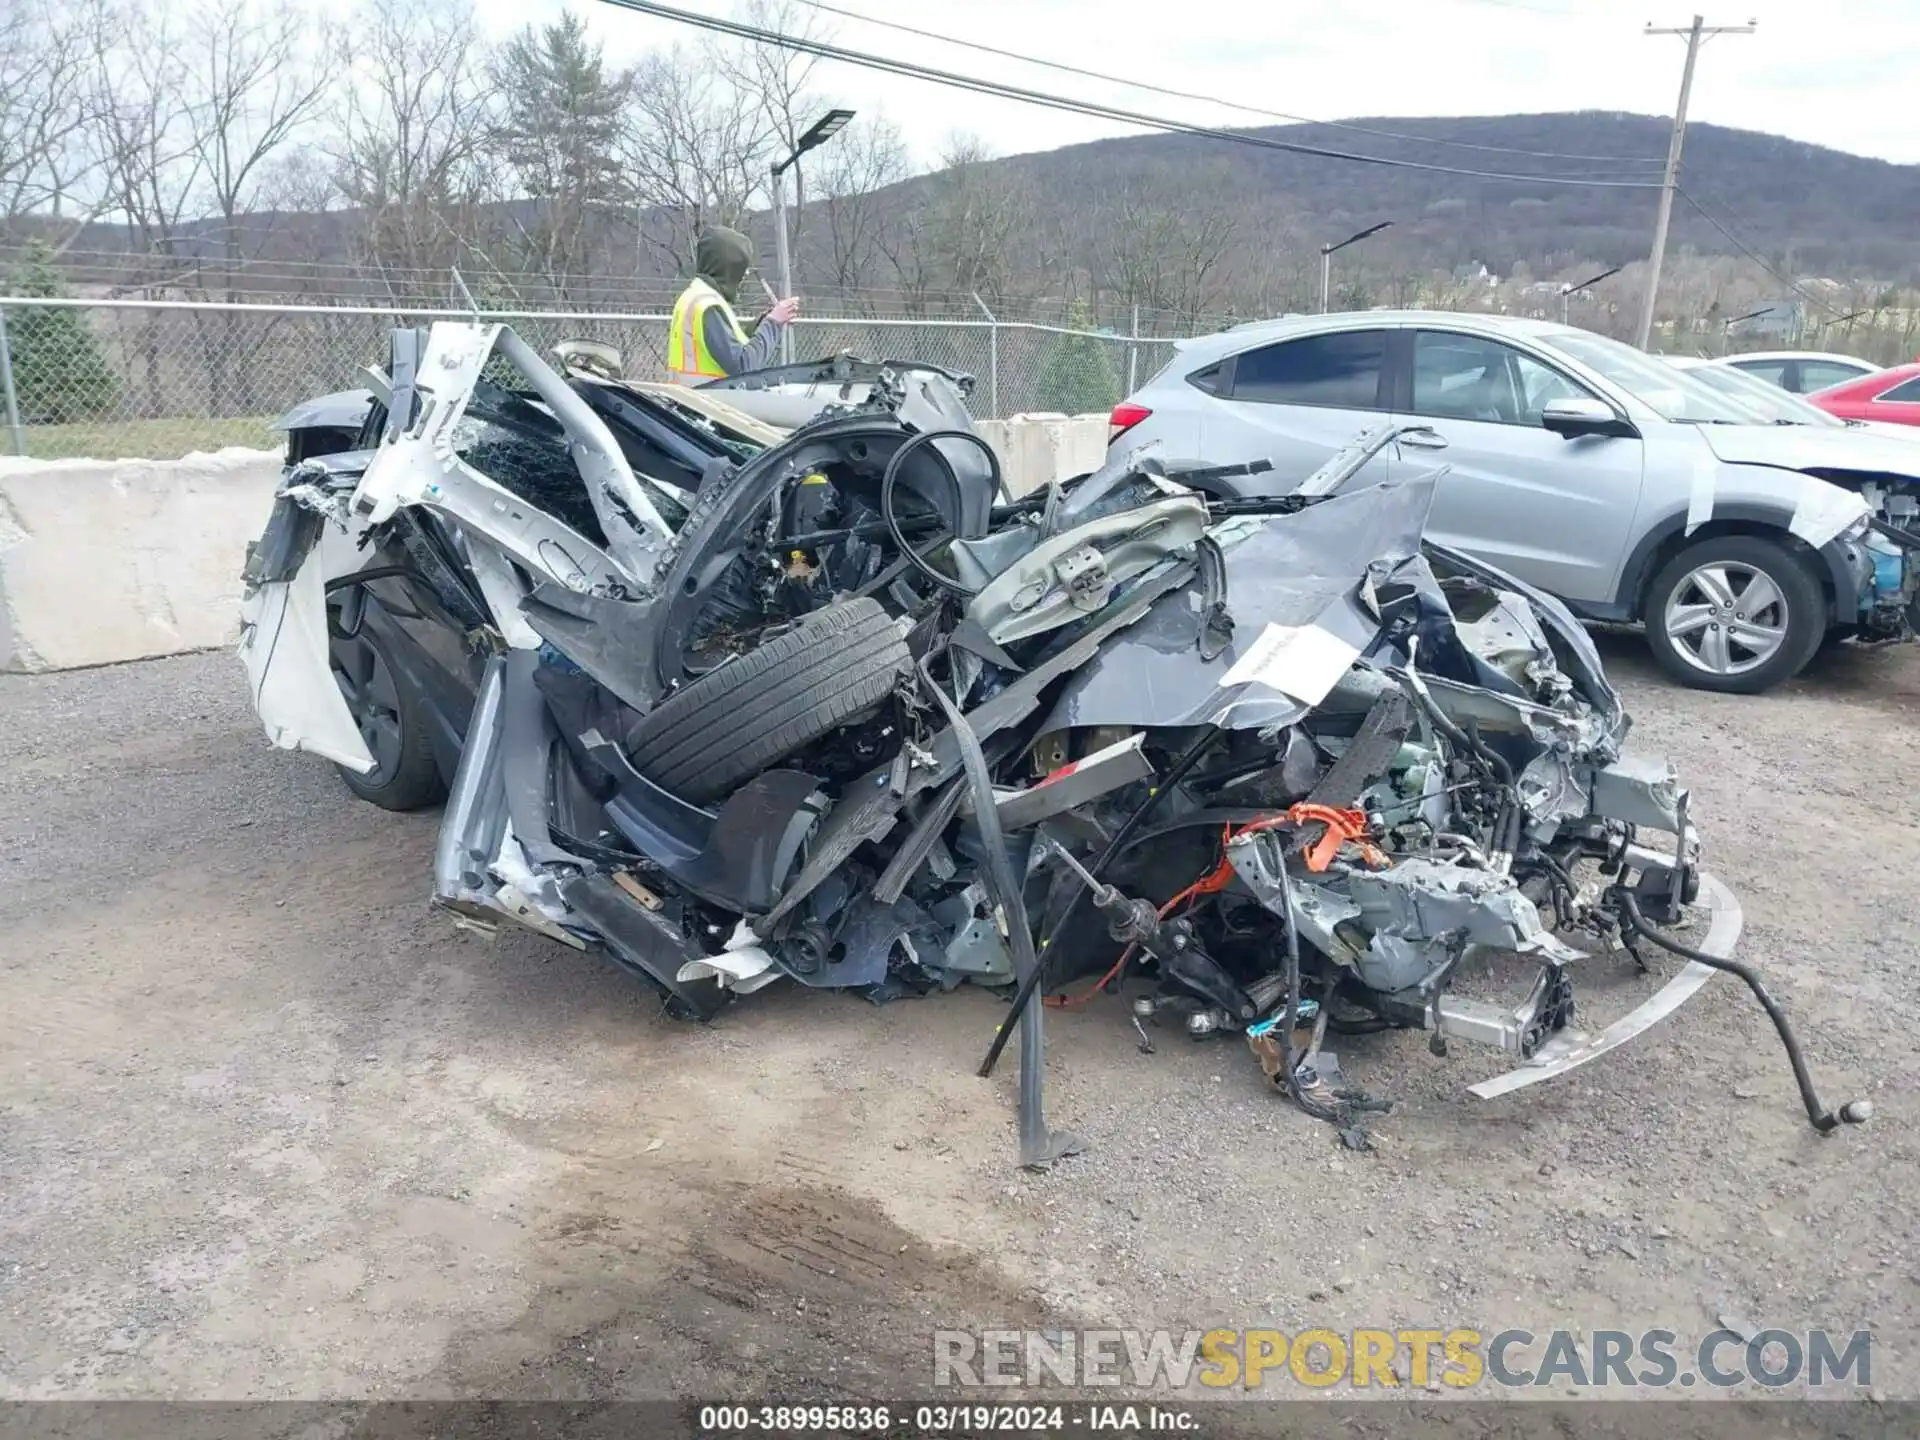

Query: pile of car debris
239 322 1870 1165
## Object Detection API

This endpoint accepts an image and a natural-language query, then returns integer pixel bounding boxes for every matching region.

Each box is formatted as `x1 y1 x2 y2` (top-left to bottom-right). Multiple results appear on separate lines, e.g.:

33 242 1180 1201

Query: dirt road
1 639 1915 1414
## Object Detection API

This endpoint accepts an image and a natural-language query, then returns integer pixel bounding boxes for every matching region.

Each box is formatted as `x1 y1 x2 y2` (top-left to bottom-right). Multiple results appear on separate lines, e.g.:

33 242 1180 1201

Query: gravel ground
0 638 1915 1418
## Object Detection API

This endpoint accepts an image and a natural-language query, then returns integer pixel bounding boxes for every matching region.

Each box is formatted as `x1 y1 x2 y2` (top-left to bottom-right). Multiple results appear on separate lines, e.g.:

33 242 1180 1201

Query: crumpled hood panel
1040 473 1436 731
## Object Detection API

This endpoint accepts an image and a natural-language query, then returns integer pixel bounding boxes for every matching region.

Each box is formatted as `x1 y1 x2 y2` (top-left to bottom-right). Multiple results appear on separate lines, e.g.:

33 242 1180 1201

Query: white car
1713 350 1880 395
1108 311 1919 692
1669 355 1920 443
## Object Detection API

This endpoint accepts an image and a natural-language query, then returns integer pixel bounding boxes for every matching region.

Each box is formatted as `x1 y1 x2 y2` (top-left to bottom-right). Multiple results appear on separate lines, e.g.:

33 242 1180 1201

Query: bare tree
1092 170 1236 327
706 0 825 254
812 114 907 305
183 0 331 297
888 136 1036 311
85 11 200 285
615 0 836 287
80 1 209 417
0 0 101 242
330 0 496 299
622 45 768 279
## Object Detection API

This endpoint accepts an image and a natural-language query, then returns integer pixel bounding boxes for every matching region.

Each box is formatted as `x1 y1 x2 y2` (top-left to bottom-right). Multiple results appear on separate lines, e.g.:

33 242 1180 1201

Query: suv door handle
1399 429 1449 450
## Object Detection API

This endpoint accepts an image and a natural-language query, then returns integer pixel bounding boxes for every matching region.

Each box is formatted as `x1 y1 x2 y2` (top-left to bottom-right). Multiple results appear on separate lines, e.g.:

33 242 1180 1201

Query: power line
1674 187 1844 321
788 0 1664 166
595 0 1665 189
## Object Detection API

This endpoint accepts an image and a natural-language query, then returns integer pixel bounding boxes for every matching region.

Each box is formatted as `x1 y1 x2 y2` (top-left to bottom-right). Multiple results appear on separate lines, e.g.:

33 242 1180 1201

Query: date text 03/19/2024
697 1403 1200 1432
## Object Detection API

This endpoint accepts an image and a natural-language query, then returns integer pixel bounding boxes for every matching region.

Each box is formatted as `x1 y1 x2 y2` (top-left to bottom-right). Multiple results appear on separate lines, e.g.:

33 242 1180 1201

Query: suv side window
1800 360 1867 393
1728 358 1790 387
1410 331 1590 426
1228 330 1387 409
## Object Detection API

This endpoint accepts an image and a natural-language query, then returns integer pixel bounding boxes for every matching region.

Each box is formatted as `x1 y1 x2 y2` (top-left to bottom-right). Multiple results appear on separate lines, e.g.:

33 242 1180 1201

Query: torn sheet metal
433 656 509 910
464 535 545 650
1587 754 1684 831
1344 858 1585 991
349 323 642 601
1470 872 1741 1100
678 922 783 994
239 521 377 774
994 731 1153 831
489 827 591 948
1039 474 1436 732
970 495 1210 646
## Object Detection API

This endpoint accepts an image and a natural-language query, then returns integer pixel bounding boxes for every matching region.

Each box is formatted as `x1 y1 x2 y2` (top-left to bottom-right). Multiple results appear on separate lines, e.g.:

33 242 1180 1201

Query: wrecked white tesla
239 322 1868 1166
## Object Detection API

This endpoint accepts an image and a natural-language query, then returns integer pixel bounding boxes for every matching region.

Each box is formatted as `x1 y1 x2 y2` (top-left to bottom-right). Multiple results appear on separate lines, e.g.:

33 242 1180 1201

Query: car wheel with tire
1642 534 1825 694
327 598 445 811
624 598 913 804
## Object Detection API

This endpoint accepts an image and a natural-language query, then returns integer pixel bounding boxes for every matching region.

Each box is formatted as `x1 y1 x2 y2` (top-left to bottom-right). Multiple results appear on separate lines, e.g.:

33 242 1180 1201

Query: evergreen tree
489 11 631 283
8 244 119 424
1033 303 1120 415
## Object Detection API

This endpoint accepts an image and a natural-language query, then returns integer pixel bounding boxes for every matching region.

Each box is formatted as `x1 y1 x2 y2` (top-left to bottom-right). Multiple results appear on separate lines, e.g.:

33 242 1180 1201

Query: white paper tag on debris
1217 621 1362 706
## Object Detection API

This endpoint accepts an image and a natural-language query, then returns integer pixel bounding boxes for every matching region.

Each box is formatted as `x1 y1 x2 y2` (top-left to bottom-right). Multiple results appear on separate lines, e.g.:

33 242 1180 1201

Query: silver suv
1110 312 1918 693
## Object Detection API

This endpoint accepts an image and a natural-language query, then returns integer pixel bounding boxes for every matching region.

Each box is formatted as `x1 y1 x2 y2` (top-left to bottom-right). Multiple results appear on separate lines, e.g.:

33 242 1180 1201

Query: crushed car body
240 322 1871 1163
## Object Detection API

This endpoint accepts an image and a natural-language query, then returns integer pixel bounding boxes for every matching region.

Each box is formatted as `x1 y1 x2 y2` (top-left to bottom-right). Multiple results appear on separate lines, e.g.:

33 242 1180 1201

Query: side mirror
1542 396 1637 439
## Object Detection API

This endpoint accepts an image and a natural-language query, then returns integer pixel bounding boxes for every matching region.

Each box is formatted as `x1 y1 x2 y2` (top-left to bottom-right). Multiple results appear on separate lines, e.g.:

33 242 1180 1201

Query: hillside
983 111 1920 281
25 111 1920 320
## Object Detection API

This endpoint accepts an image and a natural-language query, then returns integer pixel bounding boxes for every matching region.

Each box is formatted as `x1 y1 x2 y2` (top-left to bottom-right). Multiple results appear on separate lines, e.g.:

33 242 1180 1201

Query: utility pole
1636 15 1756 350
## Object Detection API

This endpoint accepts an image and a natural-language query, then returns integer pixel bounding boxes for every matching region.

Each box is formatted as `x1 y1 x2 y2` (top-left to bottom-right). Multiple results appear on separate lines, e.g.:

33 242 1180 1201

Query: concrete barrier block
0 413 1119 673
979 413 1111 497
0 447 282 673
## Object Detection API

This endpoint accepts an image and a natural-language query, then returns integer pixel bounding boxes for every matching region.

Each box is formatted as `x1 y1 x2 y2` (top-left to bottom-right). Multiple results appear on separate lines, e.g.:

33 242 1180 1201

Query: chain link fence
0 297 1185 461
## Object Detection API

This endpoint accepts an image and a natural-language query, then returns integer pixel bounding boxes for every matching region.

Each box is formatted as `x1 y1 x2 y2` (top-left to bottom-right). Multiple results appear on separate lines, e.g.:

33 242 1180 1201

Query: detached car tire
625 598 912 803
1643 534 1825 694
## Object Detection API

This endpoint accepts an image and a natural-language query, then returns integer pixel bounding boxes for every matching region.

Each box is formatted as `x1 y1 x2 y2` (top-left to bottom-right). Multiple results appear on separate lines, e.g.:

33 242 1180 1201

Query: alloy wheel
1662 561 1790 677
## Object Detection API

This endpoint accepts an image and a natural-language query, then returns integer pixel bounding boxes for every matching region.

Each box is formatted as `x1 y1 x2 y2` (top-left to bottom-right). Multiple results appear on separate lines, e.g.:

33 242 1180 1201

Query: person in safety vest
666 226 799 384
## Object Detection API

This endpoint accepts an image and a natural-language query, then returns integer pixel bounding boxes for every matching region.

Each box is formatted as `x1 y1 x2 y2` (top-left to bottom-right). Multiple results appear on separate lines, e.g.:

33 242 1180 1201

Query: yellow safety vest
667 277 750 384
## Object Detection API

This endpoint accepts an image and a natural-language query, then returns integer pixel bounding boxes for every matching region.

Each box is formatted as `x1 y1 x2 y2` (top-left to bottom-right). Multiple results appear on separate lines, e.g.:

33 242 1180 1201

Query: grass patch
15 415 279 461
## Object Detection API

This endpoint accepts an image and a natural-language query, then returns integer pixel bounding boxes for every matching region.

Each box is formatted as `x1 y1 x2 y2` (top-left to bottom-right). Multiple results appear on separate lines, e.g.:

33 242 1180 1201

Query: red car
1807 361 1920 426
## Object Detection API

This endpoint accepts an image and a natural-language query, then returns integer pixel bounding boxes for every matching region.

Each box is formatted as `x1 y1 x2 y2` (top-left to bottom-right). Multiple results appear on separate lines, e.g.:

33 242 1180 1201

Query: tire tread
626 598 910 801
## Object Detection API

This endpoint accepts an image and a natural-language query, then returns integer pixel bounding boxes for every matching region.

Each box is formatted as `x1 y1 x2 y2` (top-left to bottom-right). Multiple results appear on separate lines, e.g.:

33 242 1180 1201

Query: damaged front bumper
1468 872 1736 1099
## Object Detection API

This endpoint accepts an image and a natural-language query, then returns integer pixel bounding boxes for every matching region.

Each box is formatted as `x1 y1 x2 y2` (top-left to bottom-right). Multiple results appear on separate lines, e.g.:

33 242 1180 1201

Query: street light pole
769 107 855 366
771 166 794 363
1560 265 1623 327
1319 221 1392 314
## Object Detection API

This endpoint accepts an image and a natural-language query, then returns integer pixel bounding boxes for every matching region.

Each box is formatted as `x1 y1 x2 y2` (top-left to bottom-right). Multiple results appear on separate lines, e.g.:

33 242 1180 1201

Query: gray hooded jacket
693 227 783 376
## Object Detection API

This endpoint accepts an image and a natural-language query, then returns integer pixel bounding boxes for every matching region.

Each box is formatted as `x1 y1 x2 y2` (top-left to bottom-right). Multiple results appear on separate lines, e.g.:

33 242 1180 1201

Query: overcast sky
493 0 1920 170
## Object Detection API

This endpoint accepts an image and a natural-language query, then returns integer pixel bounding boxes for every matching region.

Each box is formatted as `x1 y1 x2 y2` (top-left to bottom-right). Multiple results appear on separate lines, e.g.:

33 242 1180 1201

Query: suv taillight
1109 402 1152 444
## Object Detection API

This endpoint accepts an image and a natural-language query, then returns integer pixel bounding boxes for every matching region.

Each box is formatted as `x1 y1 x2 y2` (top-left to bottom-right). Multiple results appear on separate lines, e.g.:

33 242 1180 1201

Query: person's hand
769 296 800 326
